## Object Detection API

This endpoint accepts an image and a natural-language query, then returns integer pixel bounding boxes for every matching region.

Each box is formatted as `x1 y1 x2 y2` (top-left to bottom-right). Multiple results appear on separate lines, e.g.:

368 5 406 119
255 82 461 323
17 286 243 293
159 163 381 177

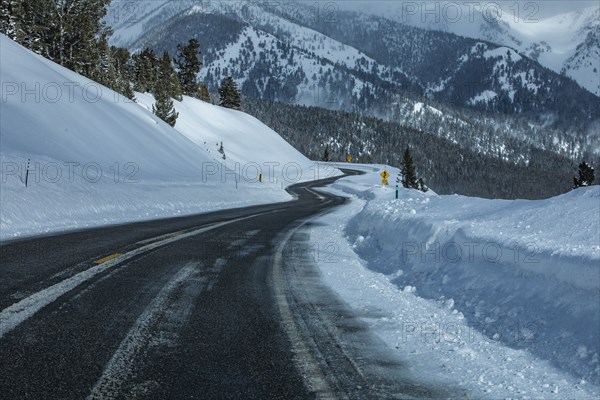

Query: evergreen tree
153 90 178 127
176 38 202 96
111 46 136 101
152 70 179 127
322 145 331 162
92 36 118 90
417 178 429 193
219 76 242 110
159 51 183 101
573 162 595 188
401 147 418 189
12 0 56 58
120 78 136 101
133 49 158 93
198 83 212 103
4 0 113 80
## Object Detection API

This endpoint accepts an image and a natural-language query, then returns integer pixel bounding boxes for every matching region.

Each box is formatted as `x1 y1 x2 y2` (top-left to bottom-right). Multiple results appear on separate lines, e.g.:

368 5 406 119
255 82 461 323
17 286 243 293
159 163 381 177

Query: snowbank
0 35 334 240
311 164 599 396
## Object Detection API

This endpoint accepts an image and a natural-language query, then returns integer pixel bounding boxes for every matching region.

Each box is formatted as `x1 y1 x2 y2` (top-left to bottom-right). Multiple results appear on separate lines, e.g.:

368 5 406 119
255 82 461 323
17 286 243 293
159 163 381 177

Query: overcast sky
335 1 599 19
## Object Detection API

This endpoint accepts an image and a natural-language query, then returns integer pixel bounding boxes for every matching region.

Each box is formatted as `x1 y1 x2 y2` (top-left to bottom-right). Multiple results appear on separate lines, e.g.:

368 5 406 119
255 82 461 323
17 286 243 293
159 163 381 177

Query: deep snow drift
0 35 334 240
309 164 599 398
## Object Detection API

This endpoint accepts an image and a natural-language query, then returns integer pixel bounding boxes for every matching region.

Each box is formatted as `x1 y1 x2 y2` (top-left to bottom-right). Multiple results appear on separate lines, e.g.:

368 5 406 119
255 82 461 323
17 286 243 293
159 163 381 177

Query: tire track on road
87 260 207 399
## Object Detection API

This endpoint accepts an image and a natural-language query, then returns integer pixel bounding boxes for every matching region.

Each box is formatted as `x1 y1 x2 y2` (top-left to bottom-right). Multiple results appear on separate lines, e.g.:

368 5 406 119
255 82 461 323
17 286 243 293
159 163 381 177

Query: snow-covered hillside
309 164 600 397
0 35 326 240
135 93 339 184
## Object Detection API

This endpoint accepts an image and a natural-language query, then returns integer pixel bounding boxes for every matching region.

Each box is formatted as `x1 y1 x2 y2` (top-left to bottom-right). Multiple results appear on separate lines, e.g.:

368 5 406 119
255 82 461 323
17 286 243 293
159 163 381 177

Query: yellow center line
94 253 124 265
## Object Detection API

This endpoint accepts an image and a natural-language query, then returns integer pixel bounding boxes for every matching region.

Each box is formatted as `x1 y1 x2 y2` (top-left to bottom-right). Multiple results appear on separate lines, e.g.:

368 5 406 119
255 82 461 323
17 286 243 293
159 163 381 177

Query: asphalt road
0 170 457 399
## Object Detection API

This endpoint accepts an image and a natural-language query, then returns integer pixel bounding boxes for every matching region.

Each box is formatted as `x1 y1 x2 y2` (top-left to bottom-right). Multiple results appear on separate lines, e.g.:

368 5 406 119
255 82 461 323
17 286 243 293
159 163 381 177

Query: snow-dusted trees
131 50 182 101
573 162 595 188
0 0 137 99
219 77 241 110
0 0 18 39
176 38 202 97
110 46 136 101
1 0 112 75
132 49 158 93
90 38 136 101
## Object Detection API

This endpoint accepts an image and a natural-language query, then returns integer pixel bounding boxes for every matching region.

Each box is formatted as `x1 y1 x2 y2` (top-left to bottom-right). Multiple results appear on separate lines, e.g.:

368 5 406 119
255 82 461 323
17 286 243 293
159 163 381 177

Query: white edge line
0 213 270 338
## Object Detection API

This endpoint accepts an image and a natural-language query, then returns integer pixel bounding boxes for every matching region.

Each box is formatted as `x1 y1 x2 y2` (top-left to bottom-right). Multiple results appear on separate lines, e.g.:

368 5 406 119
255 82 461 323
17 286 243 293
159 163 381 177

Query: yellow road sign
380 170 390 179
382 178 389 185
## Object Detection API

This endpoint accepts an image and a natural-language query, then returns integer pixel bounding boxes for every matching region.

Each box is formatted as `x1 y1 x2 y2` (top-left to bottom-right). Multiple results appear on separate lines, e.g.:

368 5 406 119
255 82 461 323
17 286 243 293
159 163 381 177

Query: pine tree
417 178 429 193
133 49 158 93
13 0 56 58
219 76 242 110
92 36 118 90
153 91 178 127
152 57 179 126
159 51 183 101
5 0 113 79
573 162 595 188
111 46 136 101
176 38 202 96
53 0 113 77
198 83 212 103
151 51 181 125
401 147 418 189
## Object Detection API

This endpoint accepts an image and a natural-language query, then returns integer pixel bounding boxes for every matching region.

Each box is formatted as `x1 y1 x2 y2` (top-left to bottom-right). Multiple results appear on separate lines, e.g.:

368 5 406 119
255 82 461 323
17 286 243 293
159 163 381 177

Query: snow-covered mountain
341 3 599 96
510 7 600 97
107 1 598 135
0 34 325 239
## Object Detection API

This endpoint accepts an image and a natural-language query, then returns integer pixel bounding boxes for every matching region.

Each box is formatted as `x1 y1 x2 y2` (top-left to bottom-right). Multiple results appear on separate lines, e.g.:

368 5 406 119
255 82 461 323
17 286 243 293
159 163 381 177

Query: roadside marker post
395 184 399 199
25 158 31 188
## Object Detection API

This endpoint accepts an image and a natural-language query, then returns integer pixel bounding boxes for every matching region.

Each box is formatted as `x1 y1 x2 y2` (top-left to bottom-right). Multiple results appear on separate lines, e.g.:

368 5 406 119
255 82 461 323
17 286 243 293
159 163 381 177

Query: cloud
335 1 599 19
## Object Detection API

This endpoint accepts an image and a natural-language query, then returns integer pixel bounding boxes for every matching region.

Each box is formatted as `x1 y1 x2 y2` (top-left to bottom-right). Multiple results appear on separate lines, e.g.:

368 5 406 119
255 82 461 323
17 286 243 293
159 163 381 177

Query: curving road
0 169 456 399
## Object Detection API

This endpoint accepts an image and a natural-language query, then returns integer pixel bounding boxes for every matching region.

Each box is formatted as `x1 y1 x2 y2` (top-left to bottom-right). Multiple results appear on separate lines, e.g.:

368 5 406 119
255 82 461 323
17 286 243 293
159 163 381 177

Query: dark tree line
243 98 598 200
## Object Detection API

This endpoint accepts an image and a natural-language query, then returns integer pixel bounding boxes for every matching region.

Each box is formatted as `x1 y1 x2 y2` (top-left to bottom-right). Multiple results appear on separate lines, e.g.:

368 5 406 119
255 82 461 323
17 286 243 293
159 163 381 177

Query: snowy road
0 170 456 399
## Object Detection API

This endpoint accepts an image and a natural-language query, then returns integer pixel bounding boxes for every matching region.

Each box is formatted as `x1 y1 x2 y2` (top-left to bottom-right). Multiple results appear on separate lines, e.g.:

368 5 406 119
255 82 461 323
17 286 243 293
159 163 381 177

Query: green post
395 184 399 199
